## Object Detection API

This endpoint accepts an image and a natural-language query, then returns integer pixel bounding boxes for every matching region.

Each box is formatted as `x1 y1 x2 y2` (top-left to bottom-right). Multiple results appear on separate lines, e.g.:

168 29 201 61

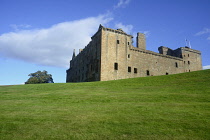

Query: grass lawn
0 70 210 140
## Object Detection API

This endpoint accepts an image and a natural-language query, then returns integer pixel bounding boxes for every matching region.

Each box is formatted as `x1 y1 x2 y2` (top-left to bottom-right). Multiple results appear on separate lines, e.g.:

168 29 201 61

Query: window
95 65 98 73
175 62 178 68
188 54 190 57
114 63 118 70
184 61 185 64
134 68 137 73
146 70 150 76
128 54 130 58
128 42 130 45
90 65 94 71
128 67 131 72
117 40 120 44
166 72 169 75
188 61 190 65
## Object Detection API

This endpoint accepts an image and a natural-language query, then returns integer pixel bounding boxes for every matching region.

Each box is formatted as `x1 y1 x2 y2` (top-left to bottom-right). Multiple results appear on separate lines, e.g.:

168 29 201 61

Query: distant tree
25 70 54 84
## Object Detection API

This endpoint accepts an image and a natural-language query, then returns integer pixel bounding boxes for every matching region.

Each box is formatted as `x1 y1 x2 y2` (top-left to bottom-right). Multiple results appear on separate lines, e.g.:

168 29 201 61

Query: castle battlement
67 25 202 82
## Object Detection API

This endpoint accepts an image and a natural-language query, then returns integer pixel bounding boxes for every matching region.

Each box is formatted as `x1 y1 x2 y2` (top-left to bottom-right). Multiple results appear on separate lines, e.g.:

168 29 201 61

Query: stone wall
66 29 102 82
66 25 202 82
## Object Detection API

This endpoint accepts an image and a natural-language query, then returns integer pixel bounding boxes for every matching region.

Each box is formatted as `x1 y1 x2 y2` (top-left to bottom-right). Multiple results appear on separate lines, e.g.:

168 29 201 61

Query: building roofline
129 46 183 61
179 47 201 54
91 24 133 39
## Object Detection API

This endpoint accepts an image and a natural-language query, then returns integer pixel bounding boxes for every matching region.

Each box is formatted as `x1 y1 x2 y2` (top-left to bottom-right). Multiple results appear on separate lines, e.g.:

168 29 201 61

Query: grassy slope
0 70 210 140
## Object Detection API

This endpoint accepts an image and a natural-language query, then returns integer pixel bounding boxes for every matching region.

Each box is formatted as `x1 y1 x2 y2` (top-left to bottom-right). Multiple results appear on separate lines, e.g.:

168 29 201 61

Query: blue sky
0 0 209 85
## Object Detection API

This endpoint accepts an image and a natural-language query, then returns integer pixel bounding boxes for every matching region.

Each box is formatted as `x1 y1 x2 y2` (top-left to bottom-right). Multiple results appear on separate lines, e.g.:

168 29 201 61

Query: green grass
0 70 210 140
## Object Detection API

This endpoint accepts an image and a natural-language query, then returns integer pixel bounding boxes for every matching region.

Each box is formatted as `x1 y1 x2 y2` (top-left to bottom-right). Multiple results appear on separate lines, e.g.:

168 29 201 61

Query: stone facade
66 25 202 82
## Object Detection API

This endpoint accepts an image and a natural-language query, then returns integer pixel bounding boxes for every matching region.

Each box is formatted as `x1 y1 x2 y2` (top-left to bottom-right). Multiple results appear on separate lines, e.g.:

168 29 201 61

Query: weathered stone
66 25 202 82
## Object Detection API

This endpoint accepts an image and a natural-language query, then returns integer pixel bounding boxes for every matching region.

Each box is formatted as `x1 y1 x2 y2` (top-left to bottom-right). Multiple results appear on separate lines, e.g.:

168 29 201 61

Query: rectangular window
117 40 120 44
128 54 130 58
134 68 137 73
175 62 178 68
146 70 150 76
91 65 93 71
188 61 190 65
128 67 131 72
114 63 118 70
128 42 130 45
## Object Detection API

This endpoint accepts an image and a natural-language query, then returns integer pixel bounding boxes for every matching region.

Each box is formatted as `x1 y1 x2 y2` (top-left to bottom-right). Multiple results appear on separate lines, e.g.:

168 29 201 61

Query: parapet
158 46 174 56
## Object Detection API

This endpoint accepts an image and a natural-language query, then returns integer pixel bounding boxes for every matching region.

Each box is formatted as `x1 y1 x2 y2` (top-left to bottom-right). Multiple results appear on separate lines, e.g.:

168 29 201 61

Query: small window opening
91 65 94 71
184 61 185 64
128 54 130 58
166 72 169 75
146 70 150 76
188 61 190 65
128 42 130 45
117 40 120 44
175 62 178 68
189 70 191 72
114 63 118 70
128 67 131 72
134 68 137 73
188 54 190 57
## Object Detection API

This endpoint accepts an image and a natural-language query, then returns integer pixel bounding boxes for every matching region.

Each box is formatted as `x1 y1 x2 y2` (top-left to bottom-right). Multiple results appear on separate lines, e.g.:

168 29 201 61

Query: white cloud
114 22 133 34
10 24 32 31
203 65 210 70
114 0 131 9
140 31 151 37
195 28 210 40
0 14 112 68
195 28 210 36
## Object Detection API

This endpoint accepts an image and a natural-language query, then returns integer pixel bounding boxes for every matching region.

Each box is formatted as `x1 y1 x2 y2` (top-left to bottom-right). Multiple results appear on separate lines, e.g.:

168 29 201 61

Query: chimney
72 49 76 59
136 33 146 50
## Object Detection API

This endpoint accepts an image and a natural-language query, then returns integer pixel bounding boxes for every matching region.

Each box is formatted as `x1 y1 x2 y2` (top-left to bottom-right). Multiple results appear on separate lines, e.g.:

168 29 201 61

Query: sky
0 0 209 85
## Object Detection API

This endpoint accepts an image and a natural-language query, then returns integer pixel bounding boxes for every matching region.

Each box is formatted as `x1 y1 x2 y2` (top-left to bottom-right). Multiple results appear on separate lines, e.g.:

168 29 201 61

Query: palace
66 25 202 82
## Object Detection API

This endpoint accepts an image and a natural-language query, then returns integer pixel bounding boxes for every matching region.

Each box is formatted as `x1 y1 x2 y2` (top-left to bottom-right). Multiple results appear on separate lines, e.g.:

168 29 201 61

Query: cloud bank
0 0 136 68
0 15 112 68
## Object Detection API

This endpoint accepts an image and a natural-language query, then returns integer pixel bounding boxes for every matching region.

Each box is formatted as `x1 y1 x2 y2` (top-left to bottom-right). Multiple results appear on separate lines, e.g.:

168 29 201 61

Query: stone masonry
66 25 202 82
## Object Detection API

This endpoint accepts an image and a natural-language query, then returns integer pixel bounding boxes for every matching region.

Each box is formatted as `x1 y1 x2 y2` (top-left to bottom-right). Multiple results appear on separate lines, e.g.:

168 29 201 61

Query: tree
25 70 54 84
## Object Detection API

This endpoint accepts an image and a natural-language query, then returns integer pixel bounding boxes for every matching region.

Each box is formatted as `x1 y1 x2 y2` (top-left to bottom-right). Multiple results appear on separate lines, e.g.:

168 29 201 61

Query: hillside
0 70 210 140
